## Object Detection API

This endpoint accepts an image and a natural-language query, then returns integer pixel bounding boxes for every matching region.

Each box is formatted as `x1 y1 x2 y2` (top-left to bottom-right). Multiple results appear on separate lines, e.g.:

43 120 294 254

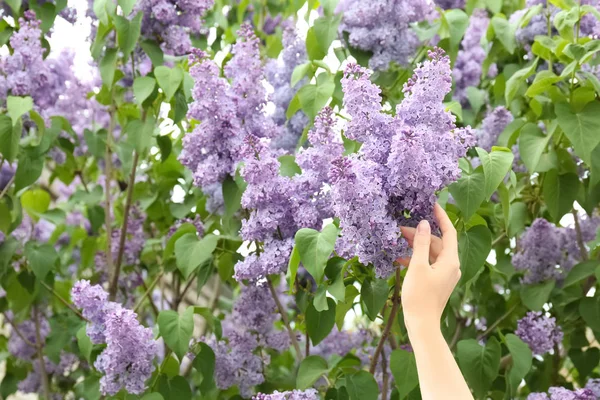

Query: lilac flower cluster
266 24 309 151
234 108 343 281
180 25 278 211
528 387 596 400
331 49 474 277
513 216 600 284
209 283 290 397
8 315 50 360
510 1 559 50
253 389 320 400
71 280 158 395
585 379 600 397
136 0 214 55
516 311 563 355
453 9 491 105
18 352 78 396
168 215 205 238
477 106 513 151
336 0 436 71
434 0 466 8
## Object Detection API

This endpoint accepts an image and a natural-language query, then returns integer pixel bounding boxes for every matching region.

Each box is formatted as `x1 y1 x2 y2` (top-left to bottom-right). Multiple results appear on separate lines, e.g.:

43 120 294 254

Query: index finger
433 203 458 258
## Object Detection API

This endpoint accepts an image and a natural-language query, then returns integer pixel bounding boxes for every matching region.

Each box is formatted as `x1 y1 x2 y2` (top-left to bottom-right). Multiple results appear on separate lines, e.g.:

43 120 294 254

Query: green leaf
291 62 313 87
325 257 346 302
543 170 579 222
505 59 538 104
458 224 492 284
158 307 194 360
175 233 218 279
297 355 328 389
555 102 600 165
306 298 336 345
344 370 379 400
99 48 118 87
192 342 215 394
336 285 359 330
24 242 58 280
222 175 245 219
287 245 301 289
133 76 156 105
580 296 600 332
521 280 555 311
306 27 326 60
475 147 514 201
141 39 164 67
554 8 579 40
5 0 21 13
295 224 338 283
505 334 532 397
7 96 33 125
518 122 554 172
158 375 192 400
154 66 183 101
448 168 486 221
118 0 137 15
457 338 501 399
390 349 419 399
312 14 342 56
444 9 469 51
569 347 600 381
563 260 600 287
14 150 44 192
126 117 155 154
0 238 19 274
21 189 51 220
279 155 302 177
93 0 116 25
0 115 19 162
114 13 142 58
492 16 516 54
76 326 93 362
525 70 562 97
361 278 388 321
297 74 335 120
141 394 165 400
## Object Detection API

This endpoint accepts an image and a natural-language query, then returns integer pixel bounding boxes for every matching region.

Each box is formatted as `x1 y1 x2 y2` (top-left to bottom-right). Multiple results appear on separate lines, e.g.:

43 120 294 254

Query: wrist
404 315 442 339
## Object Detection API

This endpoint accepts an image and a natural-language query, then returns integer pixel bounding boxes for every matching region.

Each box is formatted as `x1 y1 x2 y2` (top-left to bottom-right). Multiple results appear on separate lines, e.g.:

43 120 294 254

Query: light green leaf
77 326 93 362
118 0 137 15
505 334 532 396
555 102 600 165
312 14 342 56
287 245 301 289
459 224 492 284
297 356 328 389
155 66 183 101
175 233 218 279
457 338 501 399
361 278 388 321
563 260 600 287
7 96 33 125
291 62 313 87
25 242 58 280
475 147 514 201
114 13 142 58
505 59 538 104
518 122 554 172
192 342 215 394
297 76 335 120
158 307 194 360
543 170 579 222
390 349 419 399
521 280 555 311
344 370 379 400
444 9 469 51
525 70 562 97
21 189 51 221
99 48 118 87
492 16 516 54
336 285 359 330
295 224 338 283
580 296 600 332
448 168 486 221
133 76 156 105
0 115 19 162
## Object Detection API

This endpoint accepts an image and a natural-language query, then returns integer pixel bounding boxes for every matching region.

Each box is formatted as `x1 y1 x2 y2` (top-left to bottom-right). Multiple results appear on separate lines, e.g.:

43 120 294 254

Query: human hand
398 203 461 335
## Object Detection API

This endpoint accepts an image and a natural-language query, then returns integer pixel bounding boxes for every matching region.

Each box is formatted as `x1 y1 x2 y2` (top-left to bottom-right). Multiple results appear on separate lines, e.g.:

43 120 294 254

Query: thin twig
76 171 90 193
133 271 164 314
0 175 14 199
572 209 589 261
104 108 116 297
40 281 89 322
370 269 401 374
449 318 464 351
267 278 303 361
492 232 506 247
174 274 196 311
34 307 51 400
476 303 519 341
381 347 389 400
305 329 310 358
3 313 38 348
109 151 139 301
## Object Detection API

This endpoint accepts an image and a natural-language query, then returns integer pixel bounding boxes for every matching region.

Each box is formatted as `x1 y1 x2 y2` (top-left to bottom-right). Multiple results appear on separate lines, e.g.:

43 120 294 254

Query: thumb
410 220 431 267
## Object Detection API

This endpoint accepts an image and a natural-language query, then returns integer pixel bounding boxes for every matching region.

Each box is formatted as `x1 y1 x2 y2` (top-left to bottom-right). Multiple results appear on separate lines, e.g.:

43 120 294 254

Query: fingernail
417 220 430 234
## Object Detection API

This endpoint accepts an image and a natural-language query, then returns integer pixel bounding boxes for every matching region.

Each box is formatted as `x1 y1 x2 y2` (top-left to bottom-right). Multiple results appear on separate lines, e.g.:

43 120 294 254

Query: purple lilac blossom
331 49 473 277
585 379 600 397
18 352 78 396
548 387 596 400
168 215 205 238
477 106 513 151
434 0 466 8
336 0 436 70
253 389 320 400
71 280 158 395
561 215 600 271
515 311 563 355
266 24 309 151
8 316 50 360
453 9 491 105
0 162 16 190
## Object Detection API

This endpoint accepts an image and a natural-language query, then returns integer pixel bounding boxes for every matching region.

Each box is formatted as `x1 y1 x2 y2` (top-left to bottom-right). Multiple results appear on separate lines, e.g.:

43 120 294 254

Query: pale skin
397 203 474 400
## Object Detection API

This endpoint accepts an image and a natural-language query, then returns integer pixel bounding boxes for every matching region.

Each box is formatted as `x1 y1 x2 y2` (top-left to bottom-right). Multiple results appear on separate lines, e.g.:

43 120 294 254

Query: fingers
433 203 458 262
409 220 431 266
400 226 443 261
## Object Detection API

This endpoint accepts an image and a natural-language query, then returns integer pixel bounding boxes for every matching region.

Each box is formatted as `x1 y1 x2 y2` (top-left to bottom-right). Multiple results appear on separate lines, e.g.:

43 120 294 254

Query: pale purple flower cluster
477 106 513 151
253 389 320 400
71 280 158 395
311 328 371 359
453 9 491 105
0 162 16 191
180 25 278 211
331 49 473 277
336 0 436 70
209 284 289 397
18 353 77 396
585 379 600 397
434 0 466 8
528 388 596 399
235 108 343 281
266 25 309 151
516 311 563 355
168 215 205 238
137 0 214 55
8 316 50 360
513 216 600 284
511 1 559 50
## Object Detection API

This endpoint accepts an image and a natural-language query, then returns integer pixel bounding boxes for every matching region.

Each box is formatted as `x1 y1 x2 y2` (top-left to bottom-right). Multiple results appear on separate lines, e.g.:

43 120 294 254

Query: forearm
408 322 474 400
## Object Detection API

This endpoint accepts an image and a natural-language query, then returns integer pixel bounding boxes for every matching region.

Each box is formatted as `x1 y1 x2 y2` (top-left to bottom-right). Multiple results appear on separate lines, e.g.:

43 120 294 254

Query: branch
3 313 38 348
0 175 14 200
34 307 51 400
370 268 401 374
572 210 589 261
492 232 506 247
449 318 465 351
267 278 303 361
109 151 139 301
476 303 519 341
133 271 164 314
381 347 389 400
40 281 89 322
104 108 116 296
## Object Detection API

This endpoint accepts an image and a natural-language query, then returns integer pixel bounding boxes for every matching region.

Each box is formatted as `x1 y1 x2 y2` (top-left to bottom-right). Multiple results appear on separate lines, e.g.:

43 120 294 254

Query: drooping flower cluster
136 0 214 55
585 379 600 397
477 106 513 151
510 1 559 51
513 216 600 284
209 283 290 397
18 353 78 396
8 315 50 360
528 387 596 400
168 214 205 238
180 25 278 211
434 0 466 8
253 389 320 400
453 9 491 105
331 49 474 277
516 311 563 355
234 107 343 281
336 0 436 71
266 24 309 151
71 280 158 395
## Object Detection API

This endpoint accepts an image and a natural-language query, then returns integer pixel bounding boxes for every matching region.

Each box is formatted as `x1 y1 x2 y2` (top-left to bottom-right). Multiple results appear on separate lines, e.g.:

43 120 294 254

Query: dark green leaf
563 260 600 287
344 370 379 400
505 334 532 397
521 280 555 311
24 242 58 280
476 147 514 200
543 170 579 222
192 342 216 393
569 347 599 381
580 296 600 332
457 338 501 399
297 355 328 389
0 115 19 162
390 349 419 399
133 76 156 105
361 278 388 321
448 168 486 221
306 298 336 345
458 224 492 284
